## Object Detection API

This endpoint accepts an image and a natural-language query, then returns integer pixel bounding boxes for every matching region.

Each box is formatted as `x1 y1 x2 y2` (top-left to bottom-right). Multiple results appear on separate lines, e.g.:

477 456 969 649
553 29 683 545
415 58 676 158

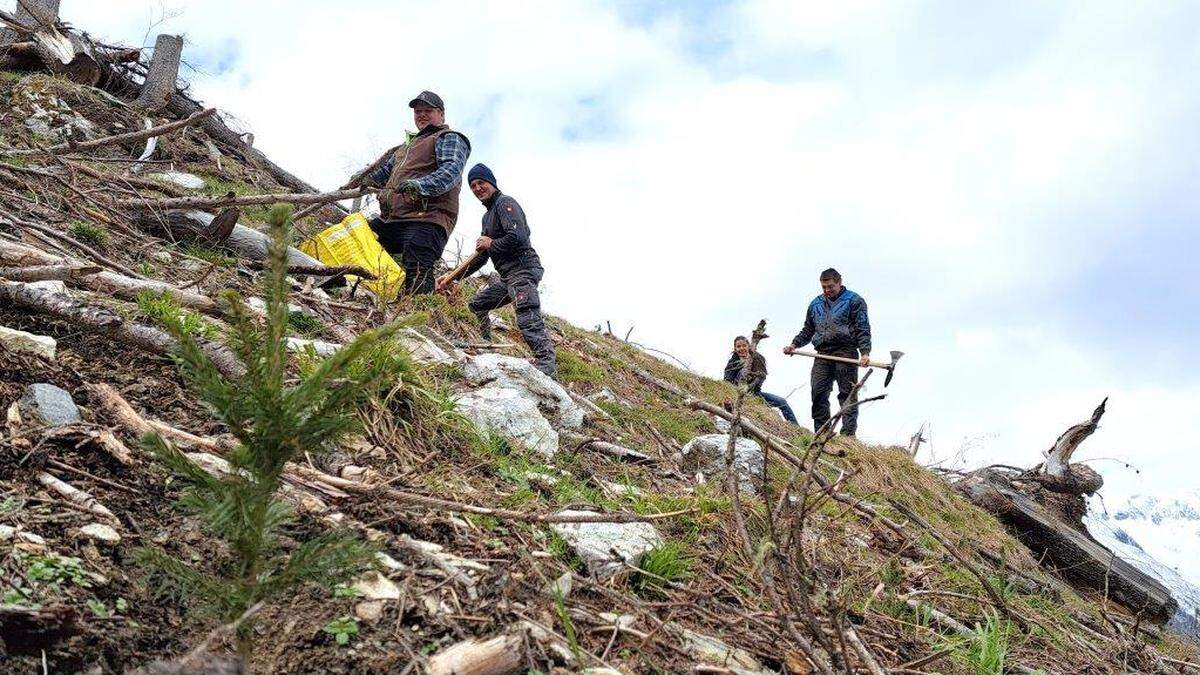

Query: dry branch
118 186 373 211
0 262 100 281
2 108 217 157
36 471 117 521
0 279 245 378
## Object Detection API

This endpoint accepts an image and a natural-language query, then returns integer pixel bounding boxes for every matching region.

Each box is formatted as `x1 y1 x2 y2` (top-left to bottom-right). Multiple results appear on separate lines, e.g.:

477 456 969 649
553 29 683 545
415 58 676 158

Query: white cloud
49 0 1200 503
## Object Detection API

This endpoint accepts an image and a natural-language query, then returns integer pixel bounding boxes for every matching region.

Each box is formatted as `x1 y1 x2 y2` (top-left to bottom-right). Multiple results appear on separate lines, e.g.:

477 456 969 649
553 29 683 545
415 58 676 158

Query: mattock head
884 350 905 387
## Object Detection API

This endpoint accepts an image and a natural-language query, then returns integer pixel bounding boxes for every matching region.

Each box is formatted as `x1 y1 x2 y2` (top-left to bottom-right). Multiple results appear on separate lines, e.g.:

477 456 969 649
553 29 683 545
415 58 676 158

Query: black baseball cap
408 91 444 110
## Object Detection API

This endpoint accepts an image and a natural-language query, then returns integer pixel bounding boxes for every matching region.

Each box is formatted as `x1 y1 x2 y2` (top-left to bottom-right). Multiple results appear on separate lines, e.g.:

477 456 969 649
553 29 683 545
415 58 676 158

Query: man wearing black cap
436 164 557 377
361 91 470 295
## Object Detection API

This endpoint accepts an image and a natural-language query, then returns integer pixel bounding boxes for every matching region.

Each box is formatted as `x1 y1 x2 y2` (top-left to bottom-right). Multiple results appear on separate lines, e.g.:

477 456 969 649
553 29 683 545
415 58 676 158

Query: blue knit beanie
468 163 498 189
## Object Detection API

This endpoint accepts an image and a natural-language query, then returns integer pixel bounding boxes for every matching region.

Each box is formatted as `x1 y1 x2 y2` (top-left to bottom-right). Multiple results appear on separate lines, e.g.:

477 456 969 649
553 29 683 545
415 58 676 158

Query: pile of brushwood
2 11 1200 675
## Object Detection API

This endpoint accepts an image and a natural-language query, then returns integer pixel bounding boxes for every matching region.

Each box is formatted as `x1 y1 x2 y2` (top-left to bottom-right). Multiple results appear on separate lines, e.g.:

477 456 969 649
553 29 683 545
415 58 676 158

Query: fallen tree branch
245 261 377 280
0 263 100 281
0 279 244 378
117 187 373 211
1 108 217 157
36 471 117 522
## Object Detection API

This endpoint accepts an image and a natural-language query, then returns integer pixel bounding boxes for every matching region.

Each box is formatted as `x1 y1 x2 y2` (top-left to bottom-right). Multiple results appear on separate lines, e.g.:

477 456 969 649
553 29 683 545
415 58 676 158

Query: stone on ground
398 327 455 365
147 172 206 190
77 523 121 545
681 434 764 495
352 571 400 600
26 280 69 295
671 625 773 675
456 387 559 459
0 325 57 360
19 383 81 426
285 337 341 356
463 353 583 429
550 510 663 580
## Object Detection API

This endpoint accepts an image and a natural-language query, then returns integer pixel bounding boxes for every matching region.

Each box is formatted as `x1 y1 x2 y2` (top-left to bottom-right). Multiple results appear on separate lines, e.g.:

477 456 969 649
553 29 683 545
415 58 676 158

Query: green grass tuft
555 350 606 384
69 221 109 247
136 290 216 340
632 542 692 599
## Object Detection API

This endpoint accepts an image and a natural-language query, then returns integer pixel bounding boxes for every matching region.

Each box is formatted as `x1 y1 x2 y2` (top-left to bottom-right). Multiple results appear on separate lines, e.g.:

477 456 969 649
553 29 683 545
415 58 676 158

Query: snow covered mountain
1086 491 1200 635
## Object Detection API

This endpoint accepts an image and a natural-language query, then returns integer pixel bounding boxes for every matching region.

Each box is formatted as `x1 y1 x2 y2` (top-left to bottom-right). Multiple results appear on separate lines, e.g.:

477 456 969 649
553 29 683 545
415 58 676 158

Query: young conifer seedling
137 204 407 640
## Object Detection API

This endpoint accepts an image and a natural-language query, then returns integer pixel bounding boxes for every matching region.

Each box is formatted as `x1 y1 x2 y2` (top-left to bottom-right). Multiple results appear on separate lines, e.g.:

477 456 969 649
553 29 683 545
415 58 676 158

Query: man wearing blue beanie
437 164 556 377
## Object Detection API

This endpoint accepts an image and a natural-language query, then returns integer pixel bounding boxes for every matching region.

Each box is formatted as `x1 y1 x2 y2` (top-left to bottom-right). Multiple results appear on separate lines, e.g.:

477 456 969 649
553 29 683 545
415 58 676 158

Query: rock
26 280 69 295
285 337 341 356
150 251 173 264
456 387 559 459
550 510 663 580
0 525 47 546
712 415 732 433
547 572 573 599
398 327 454 365
671 625 772 675
77 523 121 545
354 600 385 623
463 353 583 429
680 434 764 495
147 172 206 190
19 383 81 426
0 325 57 360
352 571 400 600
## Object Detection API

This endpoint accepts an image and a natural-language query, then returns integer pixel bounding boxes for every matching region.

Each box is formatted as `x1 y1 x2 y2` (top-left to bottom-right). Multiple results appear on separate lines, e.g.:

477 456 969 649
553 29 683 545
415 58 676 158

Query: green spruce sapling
137 204 406 628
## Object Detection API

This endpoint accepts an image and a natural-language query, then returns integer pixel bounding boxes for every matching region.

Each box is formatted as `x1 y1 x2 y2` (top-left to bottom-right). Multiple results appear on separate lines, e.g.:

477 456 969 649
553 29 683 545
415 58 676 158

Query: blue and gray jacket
790 288 872 356
462 191 542 279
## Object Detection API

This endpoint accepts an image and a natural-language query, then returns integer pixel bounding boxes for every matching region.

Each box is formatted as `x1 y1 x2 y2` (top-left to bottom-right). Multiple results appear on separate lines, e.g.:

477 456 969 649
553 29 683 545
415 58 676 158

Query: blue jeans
757 391 798 424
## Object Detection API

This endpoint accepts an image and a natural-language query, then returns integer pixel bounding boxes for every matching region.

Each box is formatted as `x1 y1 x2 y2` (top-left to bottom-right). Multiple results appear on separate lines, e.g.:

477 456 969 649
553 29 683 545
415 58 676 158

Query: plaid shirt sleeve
366 155 394 187
409 132 470 197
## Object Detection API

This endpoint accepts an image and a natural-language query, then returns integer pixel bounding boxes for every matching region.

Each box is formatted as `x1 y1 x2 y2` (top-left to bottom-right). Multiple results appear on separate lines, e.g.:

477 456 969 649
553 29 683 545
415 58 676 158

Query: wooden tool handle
438 251 484 292
791 350 889 369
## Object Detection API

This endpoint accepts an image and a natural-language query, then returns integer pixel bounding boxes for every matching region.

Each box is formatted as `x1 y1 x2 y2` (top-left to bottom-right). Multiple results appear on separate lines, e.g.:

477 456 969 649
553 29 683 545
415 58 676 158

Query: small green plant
27 553 92 590
0 496 21 514
182 243 236 267
632 542 691 599
69 221 109 247
323 615 359 646
551 588 582 662
3 587 33 606
332 583 362 599
137 205 406 635
136 290 215 340
286 310 325 336
945 610 1010 674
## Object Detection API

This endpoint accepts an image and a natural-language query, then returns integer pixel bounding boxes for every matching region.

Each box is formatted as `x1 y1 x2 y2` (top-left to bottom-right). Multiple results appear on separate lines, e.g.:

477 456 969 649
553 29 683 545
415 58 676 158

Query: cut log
0 279 245 378
957 468 1177 623
0 1 59 47
426 632 524 675
134 208 240 247
0 604 78 655
136 34 183 110
0 262 100 282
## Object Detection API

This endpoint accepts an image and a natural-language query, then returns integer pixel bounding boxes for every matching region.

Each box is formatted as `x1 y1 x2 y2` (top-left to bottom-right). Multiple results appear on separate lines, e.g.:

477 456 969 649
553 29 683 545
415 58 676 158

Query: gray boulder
19 384 81 426
0 325 57 360
456 387 559 459
550 510 663 580
463 353 583 429
681 434 764 495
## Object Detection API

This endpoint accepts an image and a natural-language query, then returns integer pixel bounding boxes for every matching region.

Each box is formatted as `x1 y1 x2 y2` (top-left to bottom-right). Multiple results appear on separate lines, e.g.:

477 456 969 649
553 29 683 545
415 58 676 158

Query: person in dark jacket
435 164 556 377
360 91 470 295
783 268 872 435
723 336 797 424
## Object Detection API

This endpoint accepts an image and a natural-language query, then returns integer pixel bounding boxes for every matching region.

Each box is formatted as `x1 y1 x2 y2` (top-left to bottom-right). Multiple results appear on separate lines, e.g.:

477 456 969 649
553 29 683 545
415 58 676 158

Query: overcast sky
52 0 1199 505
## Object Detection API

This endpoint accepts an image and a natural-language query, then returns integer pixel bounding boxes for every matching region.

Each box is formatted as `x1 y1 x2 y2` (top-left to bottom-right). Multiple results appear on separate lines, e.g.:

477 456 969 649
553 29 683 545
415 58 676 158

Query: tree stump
136 34 183 110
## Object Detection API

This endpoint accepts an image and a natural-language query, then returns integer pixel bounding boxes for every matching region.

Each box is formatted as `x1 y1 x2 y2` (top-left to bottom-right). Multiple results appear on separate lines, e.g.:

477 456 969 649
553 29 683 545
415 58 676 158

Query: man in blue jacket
783 268 872 436
435 164 556 377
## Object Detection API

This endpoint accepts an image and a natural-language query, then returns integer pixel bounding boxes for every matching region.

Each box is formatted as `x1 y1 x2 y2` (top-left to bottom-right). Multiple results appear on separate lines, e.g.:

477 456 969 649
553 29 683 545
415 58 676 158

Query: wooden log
0 1 59 47
0 279 245 378
37 471 117 521
0 236 220 315
426 632 524 675
0 262 100 281
136 34 183 110
957 468 1177 623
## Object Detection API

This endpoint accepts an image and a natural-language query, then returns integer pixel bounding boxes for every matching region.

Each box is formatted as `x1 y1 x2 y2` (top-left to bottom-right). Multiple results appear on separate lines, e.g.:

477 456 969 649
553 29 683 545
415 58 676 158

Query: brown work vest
378 124 465 234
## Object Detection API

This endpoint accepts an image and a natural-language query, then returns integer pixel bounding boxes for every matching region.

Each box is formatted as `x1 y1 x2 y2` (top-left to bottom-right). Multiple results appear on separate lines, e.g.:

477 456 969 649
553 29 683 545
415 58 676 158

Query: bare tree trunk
135 34 183 110
0 0 59 46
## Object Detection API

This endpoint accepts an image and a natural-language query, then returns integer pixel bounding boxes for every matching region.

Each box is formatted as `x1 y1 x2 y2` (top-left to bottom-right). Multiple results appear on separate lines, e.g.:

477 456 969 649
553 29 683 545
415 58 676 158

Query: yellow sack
299 212 404 301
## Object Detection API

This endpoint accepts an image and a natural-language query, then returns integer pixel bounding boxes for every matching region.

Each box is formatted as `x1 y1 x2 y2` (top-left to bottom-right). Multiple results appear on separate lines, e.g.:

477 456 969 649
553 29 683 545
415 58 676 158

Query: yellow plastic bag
299 213 404 301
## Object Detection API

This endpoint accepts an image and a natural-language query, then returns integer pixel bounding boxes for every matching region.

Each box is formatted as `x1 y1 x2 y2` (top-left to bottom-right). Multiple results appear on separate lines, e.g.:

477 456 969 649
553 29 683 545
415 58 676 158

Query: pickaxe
788 349 905 387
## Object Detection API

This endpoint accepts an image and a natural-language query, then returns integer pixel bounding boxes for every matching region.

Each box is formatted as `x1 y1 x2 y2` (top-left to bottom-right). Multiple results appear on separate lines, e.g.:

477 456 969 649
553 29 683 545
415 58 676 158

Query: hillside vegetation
1 60 1198 674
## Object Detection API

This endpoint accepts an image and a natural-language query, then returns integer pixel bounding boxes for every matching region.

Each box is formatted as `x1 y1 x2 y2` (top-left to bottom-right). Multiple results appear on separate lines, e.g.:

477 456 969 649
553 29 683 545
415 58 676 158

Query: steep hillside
2 33 1200 675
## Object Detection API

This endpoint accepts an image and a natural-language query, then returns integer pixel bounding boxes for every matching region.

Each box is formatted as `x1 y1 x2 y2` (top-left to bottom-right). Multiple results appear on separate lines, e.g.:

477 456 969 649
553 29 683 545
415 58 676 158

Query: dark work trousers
368 218 448 295
468 268 557 377
811 350 860 435
757 391 798 424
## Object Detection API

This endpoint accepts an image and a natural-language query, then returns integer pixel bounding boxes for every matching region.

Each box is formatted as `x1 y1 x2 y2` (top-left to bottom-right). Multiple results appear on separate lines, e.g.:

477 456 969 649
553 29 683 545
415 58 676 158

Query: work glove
399 181 423 206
